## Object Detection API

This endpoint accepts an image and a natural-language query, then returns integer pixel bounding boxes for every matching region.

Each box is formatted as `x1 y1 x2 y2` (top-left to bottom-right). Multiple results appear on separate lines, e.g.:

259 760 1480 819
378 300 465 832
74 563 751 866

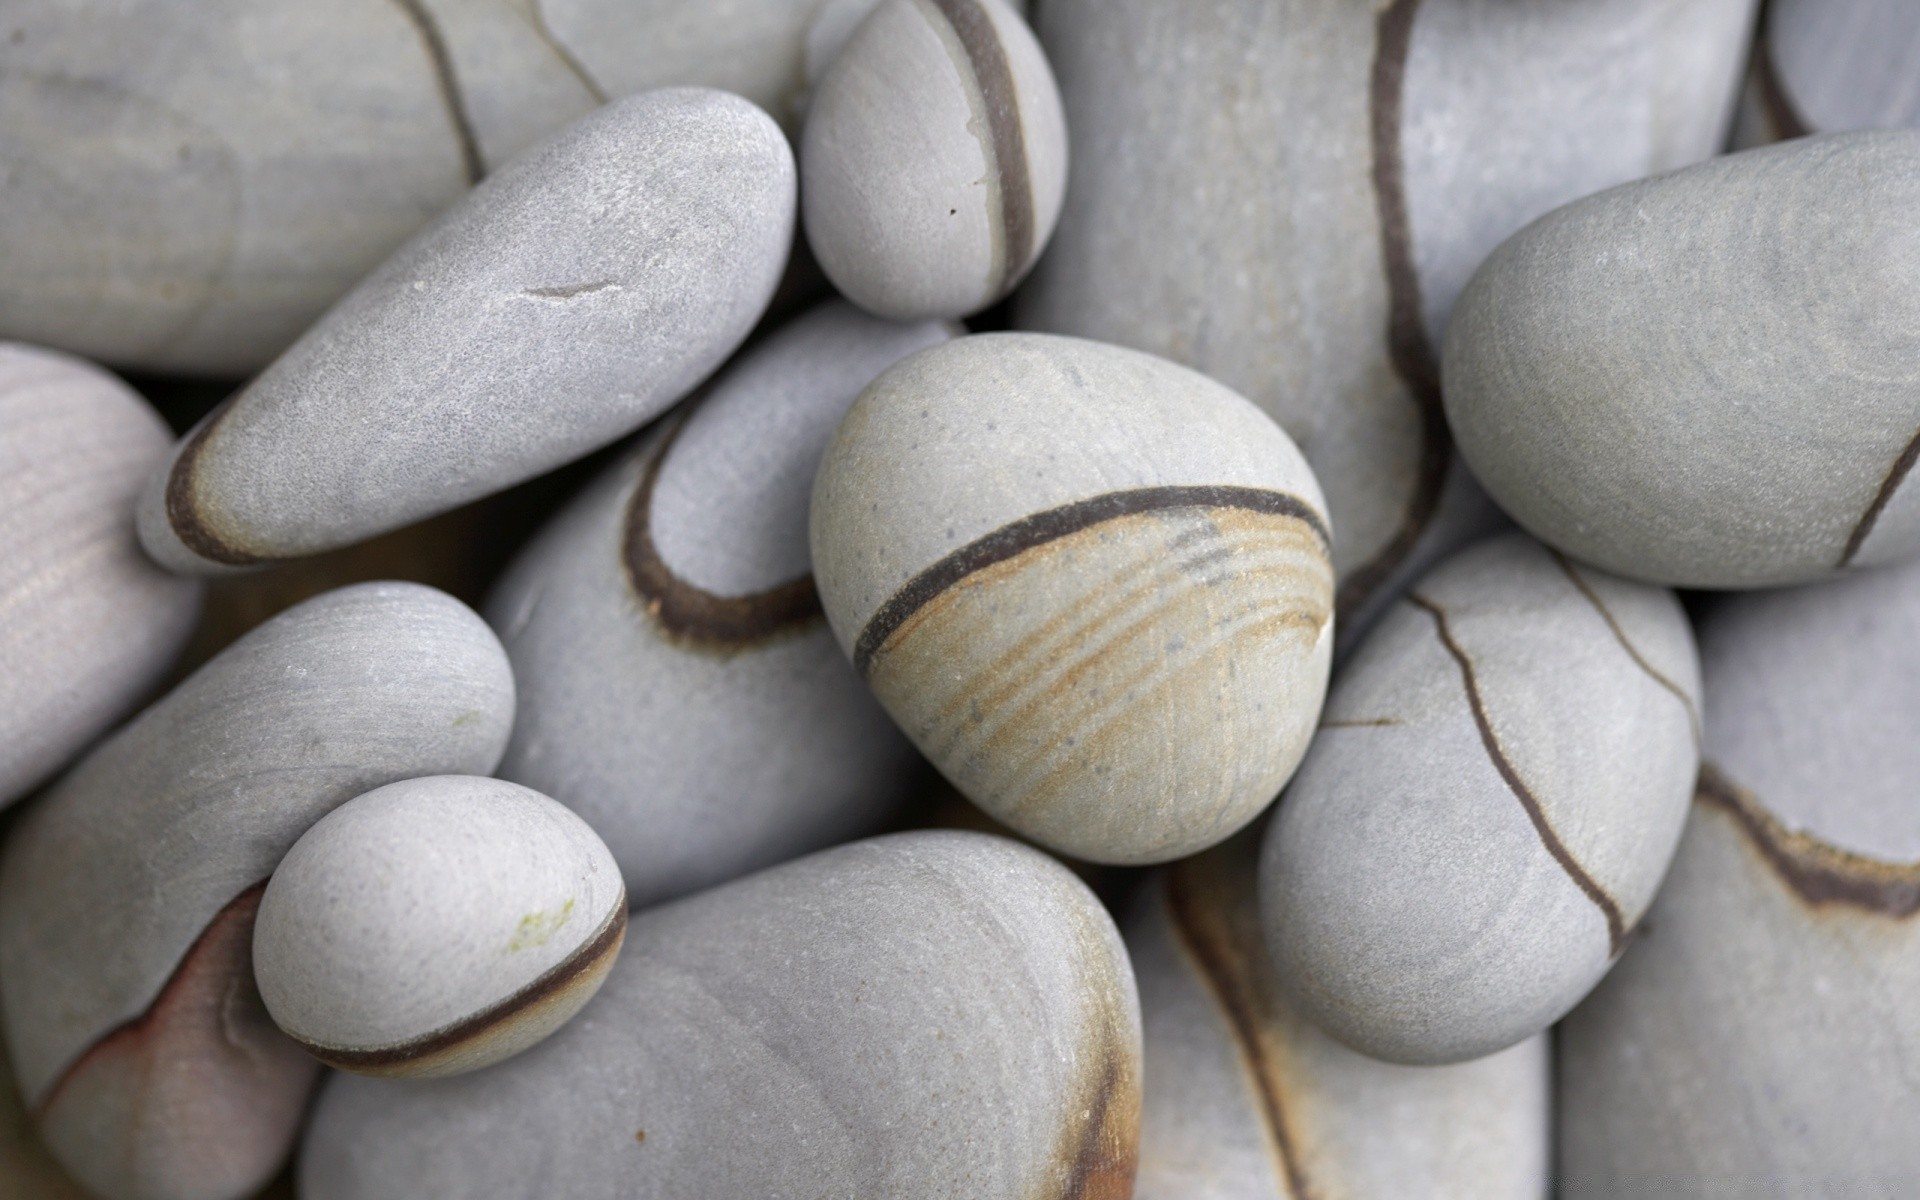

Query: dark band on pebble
1838 426 1920 568
165 400 265 566
928 0 1035 289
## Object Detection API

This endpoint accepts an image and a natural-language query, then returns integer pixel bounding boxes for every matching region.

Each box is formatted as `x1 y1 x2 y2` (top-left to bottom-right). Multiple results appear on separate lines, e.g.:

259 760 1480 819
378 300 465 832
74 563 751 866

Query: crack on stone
519 280 623 301
1839 426 1920 567
524 0 609 104
1548 548 1701 747
392 0 486 183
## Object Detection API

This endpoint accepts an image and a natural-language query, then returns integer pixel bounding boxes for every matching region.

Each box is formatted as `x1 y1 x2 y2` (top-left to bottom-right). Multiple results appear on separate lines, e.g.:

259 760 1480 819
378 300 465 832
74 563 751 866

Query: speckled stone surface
1262 534 1700 1065
136 88 795 574
490 301 948 907
1733 0 1920 146
0 582 514 1200
1444 132 1920 589
0 344 202 808
801 0 1067 319
254 776 625 1080
1559 558 1920 1196
1014 0 1755 642
0 0 845 375
300 831 1141 1199
811 332 1334 865
1131 835 1549 1199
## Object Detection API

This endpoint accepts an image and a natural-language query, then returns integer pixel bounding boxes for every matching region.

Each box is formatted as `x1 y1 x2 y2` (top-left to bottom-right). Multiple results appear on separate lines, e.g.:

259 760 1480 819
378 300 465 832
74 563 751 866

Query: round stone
810 332 1334 864
1261 533 1700 1065
1733 0 1920 146
1443 131 1920 589
801 0 1067 319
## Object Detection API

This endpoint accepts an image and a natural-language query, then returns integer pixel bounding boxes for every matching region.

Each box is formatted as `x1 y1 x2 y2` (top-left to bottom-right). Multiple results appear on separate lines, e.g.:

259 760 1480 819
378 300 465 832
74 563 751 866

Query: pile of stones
2 1 1916 1197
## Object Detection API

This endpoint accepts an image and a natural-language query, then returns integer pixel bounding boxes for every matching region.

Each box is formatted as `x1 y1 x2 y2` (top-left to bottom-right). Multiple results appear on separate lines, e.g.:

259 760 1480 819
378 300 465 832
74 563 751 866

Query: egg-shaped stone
135 89 794 575
1261 533 1700 1065
0 345 202 808
0 0 849 376
1559 557 1920 1196
811 332 1334 865
801 0 1067 319
1014 0 1755 643
489 301 948 907
299 830 1140 1198
1733 0 1920 146
254 776 625 1080
1444 132 1920 589
0 582 514 1200
1132 834 1550 1199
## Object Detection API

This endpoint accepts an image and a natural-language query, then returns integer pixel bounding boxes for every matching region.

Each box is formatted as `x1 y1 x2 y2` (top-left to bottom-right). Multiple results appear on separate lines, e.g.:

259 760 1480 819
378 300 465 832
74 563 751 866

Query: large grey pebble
1733 0 1920 146
254 776 625 1080
1261 533 1700 1065
0 345 202 808
801 0 1067 319
0 0 845 375
1014 0 1755 639
811 332 1334 865
300 830 1141 1199
1130 834 1549 1199
0 582 514 1200
1444 132 1920 589
490 300 947 907
1559 558 1920 1196
135 89 794 575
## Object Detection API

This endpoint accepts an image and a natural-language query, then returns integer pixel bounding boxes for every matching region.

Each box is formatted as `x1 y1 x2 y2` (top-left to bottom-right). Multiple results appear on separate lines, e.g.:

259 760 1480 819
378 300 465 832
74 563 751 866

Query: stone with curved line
1560 557 1920 1196
136 88 794 575
0 582 514 1200
1130 835 1549 1199
811 332 1335 865
1261 533 1699 1065
1445 132 1920 588
1013 0 1755 644
299 830 1141 1199
0 344 202 809
488 300 949 907
801 0 1066 319
1731 0 1920 147
253 776 625 1079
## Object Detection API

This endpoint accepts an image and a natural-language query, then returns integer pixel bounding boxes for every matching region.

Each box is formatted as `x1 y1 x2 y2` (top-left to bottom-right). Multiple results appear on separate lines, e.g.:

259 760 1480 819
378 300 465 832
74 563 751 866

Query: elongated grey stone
135 88 795 575
1262 533 1700 1065
810 332 1334 865
1132 835 1549 1199
490 300 948 907
1014 0 1755 639
299 830 1142 1199
0 344 202 808
1559 558 1920 1197
0 582 514 1200
1445 132 1920 589
1732 0 1920 146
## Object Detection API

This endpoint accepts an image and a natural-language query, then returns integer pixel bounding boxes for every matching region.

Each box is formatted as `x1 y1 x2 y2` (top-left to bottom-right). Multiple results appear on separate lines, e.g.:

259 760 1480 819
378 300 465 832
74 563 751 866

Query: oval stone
1559 557 1920 1195
1444 132 1920 588
810 332 1334 865
298 830 1141 1198
254 776 625 1080
1261 533 1700 1065
1013 0 1755 642
0 344 202 808
1733 0 1920 145
1131 835 1549 1198
489 300 948 907
136 88 795 575
801 0 1067 319
0 582 514 1200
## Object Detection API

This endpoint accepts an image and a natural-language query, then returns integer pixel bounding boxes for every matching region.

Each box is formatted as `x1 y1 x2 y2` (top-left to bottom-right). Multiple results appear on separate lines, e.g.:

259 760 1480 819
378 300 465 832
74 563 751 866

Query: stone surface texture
1733 0 1920 146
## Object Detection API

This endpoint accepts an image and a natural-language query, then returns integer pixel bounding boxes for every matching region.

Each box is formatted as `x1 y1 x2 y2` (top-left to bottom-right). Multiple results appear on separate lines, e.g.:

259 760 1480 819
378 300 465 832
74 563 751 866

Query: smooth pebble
1733 0 1920 145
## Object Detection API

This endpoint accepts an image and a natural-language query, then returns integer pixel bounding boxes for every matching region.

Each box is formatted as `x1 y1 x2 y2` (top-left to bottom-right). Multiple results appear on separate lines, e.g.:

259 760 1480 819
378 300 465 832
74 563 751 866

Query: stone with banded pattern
1732 0 1920 147
299 831 1141 1199
1260 533 1699 1065
1444 132 1920 588
1559 556 1920 1196
810 332 1334 865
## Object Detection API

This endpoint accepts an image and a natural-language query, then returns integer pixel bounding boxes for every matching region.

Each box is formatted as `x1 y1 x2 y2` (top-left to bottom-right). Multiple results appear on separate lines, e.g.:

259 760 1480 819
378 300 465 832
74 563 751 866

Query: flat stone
810 332 1334 865
136 88 795 574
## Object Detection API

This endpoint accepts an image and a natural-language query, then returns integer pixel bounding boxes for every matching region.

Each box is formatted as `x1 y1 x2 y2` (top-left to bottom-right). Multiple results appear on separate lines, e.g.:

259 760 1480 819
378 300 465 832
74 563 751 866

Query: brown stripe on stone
297 897 628 1071
1697 762 1920 917
928 0 1036 291
623 415 826 648
1345 0 1453 626
1411 593 1628 956
166 400 266 567
1839 426 1920 567
1753 32 1811 141
851 485 1333 679
392 0 485 183
1055 1026 1137 1200
1548 548 1702 746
